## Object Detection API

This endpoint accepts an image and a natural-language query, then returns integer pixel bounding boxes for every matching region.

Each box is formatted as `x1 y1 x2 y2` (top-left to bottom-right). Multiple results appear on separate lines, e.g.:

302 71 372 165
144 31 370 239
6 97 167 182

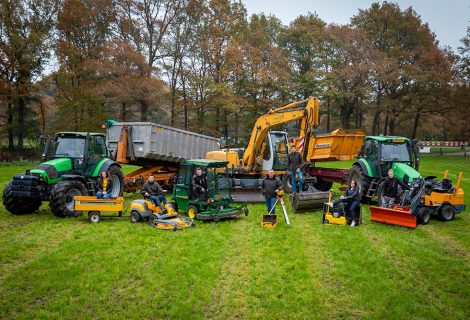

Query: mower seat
432 178 453 193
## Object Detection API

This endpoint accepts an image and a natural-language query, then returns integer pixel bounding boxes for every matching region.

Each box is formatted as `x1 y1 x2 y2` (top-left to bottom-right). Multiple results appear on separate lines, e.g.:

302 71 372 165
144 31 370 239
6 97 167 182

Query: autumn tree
0 0 59 150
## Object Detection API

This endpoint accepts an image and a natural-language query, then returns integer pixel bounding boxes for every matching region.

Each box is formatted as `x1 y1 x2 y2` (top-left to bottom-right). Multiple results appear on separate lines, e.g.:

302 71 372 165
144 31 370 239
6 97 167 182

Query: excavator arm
242 97 320 168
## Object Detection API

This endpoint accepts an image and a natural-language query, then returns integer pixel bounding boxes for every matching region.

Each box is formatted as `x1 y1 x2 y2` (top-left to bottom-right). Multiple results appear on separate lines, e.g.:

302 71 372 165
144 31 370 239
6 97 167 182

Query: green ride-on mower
2 132 124 217
172 159 248 221
347 136 421 205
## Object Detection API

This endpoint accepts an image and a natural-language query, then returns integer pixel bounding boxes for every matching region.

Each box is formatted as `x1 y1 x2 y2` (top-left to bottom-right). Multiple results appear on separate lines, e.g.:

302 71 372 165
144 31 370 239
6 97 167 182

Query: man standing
382 169 409 208
288 145 303 193
192 167 208 200
141 174 167 211
261 169 283 215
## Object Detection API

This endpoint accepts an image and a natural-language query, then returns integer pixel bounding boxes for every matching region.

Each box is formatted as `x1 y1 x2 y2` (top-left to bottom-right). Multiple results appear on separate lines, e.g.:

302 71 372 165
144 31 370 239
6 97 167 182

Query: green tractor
347 136 421 204
172 159 248 221
2 132 124 217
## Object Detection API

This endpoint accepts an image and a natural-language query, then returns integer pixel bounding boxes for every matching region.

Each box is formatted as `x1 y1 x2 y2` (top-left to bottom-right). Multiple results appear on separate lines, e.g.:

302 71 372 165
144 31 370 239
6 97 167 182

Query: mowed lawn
0 156 469 319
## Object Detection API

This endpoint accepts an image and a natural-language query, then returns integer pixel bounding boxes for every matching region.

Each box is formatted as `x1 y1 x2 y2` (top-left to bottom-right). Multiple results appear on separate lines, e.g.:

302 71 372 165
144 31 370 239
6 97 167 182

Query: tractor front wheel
348 165 372 203
50 180 88 218
2 181 42 215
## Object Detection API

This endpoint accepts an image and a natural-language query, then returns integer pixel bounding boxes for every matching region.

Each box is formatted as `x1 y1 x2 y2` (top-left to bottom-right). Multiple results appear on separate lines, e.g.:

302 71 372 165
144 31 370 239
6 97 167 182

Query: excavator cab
261 131 289 172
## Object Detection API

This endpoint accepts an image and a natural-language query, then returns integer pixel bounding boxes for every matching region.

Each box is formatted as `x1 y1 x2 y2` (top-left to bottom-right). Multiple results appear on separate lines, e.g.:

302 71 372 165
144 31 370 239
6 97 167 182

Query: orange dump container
304 129 366 162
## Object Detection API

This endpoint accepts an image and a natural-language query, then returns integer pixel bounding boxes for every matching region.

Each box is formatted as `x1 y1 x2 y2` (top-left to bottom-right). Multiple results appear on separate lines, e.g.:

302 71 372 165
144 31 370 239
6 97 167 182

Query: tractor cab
42 132 109 176
358 136 419 180
172 159 248 221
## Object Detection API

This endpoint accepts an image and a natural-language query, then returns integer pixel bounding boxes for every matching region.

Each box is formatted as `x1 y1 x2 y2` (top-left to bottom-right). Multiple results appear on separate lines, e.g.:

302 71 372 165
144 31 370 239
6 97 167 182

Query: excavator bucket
369 205 417 229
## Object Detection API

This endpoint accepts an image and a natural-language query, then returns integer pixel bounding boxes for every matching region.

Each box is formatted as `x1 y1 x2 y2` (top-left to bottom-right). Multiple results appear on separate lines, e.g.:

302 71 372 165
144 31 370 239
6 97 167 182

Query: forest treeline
1 0 469 151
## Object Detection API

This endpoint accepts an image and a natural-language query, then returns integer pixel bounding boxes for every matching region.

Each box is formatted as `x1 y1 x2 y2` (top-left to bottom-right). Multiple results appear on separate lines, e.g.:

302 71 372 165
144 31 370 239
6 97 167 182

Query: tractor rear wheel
2 181 42 215
438 204 455 221
108 165 125 197
50 180 88 218
348 165 372 203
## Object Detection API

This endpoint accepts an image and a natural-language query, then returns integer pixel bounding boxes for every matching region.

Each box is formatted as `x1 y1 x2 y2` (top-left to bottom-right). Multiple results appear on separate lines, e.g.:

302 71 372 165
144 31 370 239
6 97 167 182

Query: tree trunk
140 100 148 121
383 112 389 136
223 109 228 140
17 95 25 151
411 110 421 140
120 102 127 121
170 94 176 126
389 117 396 136
7 92 14 150
182 77 188 130
326 96 331 132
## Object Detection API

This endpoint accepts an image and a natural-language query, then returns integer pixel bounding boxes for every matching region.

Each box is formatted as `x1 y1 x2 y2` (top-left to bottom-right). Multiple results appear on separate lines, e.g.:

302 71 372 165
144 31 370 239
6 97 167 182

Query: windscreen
51 137 86 158
381 143 411 162
206 167 231 200
271 132 288 170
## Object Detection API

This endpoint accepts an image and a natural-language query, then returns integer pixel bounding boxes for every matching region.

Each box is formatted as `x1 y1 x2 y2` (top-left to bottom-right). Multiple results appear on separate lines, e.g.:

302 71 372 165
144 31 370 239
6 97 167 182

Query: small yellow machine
73 196 125 223
129 199 194 231
261 190 291 228
322 190 362 226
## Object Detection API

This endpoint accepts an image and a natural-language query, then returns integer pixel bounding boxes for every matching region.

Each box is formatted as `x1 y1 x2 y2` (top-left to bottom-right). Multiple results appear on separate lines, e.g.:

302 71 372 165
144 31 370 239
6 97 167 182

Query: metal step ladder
87 181 96 196
366 180 379 198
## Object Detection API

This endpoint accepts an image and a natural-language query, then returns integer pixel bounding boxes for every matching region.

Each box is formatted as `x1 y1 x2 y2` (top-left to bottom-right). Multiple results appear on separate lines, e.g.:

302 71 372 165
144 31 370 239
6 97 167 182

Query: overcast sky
242 0 469 51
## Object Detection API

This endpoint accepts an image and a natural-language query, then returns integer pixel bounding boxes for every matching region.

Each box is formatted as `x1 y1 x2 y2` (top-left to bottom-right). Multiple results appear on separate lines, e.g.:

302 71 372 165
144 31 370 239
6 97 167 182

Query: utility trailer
106 122 220 192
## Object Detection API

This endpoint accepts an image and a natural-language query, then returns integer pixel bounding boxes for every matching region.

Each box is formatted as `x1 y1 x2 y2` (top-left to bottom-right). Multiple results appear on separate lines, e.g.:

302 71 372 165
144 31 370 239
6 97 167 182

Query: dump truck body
106 122 220 192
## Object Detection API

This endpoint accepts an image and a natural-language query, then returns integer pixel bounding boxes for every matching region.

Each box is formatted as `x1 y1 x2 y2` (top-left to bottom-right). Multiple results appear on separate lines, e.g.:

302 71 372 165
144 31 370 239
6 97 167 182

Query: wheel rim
442 207 453 220
65 188 82 211
131 212 139 222
109 174 121 197
423 212 430 223
90 213 100 223
188 207 196 219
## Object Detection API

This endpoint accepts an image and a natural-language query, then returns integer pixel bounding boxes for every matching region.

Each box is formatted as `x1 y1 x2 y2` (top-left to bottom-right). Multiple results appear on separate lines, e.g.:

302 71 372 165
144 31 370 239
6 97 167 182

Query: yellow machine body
74 196 124 212
423 172 465 206
261 214 278 229
129 200 193 230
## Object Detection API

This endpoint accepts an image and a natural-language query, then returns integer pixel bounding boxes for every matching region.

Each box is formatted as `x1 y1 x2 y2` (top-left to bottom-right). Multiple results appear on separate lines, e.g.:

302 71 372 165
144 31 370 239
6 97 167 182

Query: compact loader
370 171 465 228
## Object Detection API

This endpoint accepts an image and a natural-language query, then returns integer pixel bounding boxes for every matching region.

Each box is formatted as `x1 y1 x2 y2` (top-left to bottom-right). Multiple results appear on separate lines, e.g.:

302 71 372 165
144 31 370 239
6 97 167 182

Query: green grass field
0 156 469 319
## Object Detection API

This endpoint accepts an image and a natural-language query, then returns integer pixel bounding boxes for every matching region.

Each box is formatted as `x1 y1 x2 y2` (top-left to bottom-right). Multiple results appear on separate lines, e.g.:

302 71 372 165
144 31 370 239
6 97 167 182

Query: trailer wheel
438 204 455 221
417 207 431 225
281 174 293 193
130 211 141 223
313 178 333 192
88 211 101 223
213 215 221 222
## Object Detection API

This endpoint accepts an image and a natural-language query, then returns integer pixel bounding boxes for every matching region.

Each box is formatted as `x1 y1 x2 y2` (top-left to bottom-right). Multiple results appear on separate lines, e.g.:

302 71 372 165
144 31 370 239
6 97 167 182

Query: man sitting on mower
141 174 167 212
326 179 360 227
96 171 113 199
382 169 409 208
192 167 208 200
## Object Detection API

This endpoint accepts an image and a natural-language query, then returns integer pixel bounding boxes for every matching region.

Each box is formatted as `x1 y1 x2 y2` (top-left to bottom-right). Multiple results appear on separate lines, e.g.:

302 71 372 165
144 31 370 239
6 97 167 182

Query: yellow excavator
206 97 365 203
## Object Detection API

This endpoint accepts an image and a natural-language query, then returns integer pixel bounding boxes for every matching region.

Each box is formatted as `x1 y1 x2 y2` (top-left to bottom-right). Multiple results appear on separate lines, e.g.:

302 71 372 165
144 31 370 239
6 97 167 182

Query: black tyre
376 181 386 207
50 180 88 217
417 207 431 225
313 178 333 192
2 181 42 215
213 215 221 222
348 165 372 203
108 165 125 197
88 211 101 223
281 174 293 193
130 210 141 223
438 204 455 221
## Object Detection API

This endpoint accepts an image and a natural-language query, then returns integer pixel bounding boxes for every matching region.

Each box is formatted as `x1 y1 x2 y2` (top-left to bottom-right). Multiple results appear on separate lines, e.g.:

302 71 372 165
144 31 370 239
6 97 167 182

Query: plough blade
370 206 417 229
